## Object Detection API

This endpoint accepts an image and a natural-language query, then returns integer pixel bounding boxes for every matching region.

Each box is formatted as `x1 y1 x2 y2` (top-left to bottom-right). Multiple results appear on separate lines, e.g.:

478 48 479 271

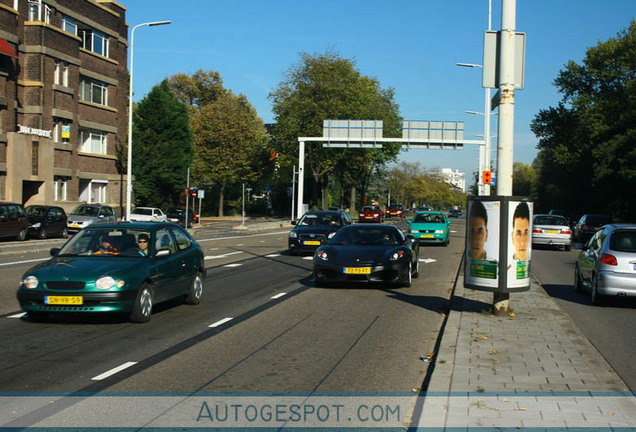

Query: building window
62 15 77 36
54 176 68 201
28 0 41 21
79 179 107 203
53 59 59 84
81 29 109 57
79 77 108 106
80 129 107 155
32 141 39 175
53 118 71 143
62 62 69 86
44 4 51 23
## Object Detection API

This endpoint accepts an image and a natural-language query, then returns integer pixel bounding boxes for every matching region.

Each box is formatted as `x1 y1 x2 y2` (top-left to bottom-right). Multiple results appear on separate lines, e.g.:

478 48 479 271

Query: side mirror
50 248 60 256
406 220 412 224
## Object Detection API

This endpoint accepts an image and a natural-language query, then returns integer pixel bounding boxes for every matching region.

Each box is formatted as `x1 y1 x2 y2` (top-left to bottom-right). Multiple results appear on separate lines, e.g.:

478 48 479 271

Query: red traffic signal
482 170 492 184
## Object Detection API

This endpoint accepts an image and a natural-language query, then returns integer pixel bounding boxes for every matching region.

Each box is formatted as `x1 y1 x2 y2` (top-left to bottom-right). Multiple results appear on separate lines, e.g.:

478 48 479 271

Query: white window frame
27 0 41 21
54 176 68 201
80 129 107 155
13 0 19 11
92 31 109 57
44 4 51 23
62 15 77 36
53 59 60 85
80 77 108 106
89 180 107 204
62 62 69 86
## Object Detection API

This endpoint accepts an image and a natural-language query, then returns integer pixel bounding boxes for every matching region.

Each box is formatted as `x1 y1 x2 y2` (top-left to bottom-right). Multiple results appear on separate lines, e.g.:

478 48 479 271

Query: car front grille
300 234 326 242
45 281 86 290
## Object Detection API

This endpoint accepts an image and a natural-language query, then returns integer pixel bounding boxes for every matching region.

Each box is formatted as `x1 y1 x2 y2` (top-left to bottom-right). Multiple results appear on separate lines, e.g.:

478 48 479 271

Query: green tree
191 92 269 216
269 51 403 210
531 21 636 219
512 162 537 199
132 80 193 208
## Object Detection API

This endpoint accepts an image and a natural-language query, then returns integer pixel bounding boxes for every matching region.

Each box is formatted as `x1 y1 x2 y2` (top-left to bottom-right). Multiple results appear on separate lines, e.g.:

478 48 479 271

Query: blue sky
126 0 635 183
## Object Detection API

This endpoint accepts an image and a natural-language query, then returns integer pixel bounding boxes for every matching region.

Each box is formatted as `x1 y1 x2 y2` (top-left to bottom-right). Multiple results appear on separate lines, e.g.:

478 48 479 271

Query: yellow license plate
303 240 321 245
344 267 371 274
546 230 559 234
421 234 435 238
70 224 80 228
45 296 83 305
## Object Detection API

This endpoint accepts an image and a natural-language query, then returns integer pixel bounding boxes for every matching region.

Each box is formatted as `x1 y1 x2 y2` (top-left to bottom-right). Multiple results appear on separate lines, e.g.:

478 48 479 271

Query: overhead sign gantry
295 120 485 219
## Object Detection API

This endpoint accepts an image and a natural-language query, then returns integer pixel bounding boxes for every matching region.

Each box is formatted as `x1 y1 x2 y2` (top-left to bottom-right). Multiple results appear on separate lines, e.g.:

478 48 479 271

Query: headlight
328 232 336 239
21 276 39 289
95 276 125 290
435 230 446 234
390 251 405 261
317 250 328 261
30 222 41 229
289 231 298 239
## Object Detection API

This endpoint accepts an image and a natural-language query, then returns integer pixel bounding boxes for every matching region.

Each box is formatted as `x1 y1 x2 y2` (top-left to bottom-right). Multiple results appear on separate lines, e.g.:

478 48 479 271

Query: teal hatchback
17 222 206 323
407 211 451 246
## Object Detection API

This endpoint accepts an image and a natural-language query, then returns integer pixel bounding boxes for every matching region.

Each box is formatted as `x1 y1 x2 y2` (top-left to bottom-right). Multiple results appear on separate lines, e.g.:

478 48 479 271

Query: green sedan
407 211 452 246
17 222 206 323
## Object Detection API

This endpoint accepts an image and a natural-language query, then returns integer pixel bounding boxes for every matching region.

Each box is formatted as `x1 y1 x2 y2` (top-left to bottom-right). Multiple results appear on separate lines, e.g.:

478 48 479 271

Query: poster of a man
507 201 533 287
465 199 500 288
468 201 489 260
511 202 530 261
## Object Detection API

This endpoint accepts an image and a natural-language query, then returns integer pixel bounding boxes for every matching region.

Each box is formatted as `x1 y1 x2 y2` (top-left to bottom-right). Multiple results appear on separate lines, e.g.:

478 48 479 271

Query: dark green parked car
17 222 206 323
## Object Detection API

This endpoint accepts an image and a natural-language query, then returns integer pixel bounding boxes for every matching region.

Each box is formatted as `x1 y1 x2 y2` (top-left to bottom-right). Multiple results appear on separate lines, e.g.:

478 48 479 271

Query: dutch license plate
70 224 80 229
422 234 435 238
546 230 559 234
45 296 83 305
303 240 320 246
343 267 371 274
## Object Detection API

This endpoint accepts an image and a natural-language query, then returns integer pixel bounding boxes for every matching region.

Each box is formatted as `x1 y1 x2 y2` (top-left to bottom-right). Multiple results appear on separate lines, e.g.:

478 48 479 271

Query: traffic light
483 170 492 184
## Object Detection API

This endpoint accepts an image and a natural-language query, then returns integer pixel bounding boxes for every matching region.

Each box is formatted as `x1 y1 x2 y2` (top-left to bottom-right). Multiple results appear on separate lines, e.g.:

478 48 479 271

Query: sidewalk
418 272 636 430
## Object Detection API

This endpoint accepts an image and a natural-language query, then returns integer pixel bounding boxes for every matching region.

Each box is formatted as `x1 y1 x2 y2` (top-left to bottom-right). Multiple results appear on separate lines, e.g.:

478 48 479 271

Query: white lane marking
91 361 137 381
205 251 243 260
302 256 313 260
271 293 286 299
265 254 281 258
237 244 245 247
197 231 288 243
224 263 242 268
8 312 26 318
0 257 49 268
419 258 437 264
259 240 265 243
451 230 457 233
209 317 233 328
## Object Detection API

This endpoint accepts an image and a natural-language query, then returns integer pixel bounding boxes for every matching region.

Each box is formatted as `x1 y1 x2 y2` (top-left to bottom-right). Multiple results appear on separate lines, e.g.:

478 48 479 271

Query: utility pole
493 0 516 315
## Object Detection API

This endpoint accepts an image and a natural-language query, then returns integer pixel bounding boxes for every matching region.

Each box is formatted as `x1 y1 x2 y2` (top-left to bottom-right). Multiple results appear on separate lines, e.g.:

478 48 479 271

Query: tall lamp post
126 20 171 220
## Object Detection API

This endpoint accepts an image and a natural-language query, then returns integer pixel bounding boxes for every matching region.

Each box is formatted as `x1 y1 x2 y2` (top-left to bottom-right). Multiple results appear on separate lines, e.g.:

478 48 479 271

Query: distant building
440 168 465 193
0 0 128 213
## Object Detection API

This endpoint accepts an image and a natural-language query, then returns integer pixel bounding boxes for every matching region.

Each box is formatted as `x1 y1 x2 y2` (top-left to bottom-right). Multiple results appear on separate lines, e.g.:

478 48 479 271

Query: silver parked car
532 214 572 251
67 204 117 234
574 224 636 305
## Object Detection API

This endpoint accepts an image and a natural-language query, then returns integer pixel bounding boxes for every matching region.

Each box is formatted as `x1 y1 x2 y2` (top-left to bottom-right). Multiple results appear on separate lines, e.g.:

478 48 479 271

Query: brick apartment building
0 0 128 215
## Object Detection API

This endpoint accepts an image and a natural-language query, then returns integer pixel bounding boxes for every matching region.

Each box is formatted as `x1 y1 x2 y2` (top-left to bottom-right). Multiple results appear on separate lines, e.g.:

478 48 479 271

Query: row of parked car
0 202 199 242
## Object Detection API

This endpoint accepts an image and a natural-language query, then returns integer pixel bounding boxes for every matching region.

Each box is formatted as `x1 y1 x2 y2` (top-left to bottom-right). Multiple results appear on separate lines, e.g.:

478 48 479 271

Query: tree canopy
531 21 636 219
132 80 193 208
269 51 403 209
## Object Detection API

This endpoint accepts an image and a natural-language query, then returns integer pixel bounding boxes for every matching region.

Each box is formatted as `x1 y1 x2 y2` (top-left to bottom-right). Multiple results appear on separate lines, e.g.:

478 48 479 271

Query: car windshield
58 227 152 257
26 206 49 217
535 216 568 226
298 214 339 226
389 205 402 210
413 213 445 223
331 227 402 246
361 206 380 212
132 208 152 215
610 231 636 253
71 206 99 217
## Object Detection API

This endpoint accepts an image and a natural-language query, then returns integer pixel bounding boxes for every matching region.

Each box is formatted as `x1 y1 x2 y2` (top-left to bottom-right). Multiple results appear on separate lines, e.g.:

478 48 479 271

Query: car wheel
38 228 47 239
26 311 48 322
313 271 327 287
185 273 204 305
565 244 571 251
16 228 27 241
413 259 419 278
590 274 605 306
574 265 583 292
130 284 153 323
60 228 68 238
403 262 412 287
288 248 296 256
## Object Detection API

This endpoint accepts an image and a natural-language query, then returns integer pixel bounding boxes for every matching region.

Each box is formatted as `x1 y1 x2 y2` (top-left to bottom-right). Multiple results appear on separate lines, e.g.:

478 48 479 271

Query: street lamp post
126 20 171 221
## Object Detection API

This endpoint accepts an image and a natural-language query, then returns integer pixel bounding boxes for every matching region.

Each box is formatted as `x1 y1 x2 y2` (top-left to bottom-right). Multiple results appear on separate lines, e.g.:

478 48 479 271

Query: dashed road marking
205 251 243 260
224 263 242 268
8 312 26 318
265 254 281 258
419 258 437 264
209 317 233 328
303 256 313 260
271 293 286 299
92 362 137 381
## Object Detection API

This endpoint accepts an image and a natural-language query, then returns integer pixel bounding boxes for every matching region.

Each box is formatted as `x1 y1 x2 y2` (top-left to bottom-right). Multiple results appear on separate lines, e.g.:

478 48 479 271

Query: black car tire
564 244 571 251
130 284 153 323
402 262 412 287
17 228 27 241
60 227 68 238
288 248 296 256
413 259 419 278
185 273 204 305
574 266 583 292
38 227 47 239
590 275 605 306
